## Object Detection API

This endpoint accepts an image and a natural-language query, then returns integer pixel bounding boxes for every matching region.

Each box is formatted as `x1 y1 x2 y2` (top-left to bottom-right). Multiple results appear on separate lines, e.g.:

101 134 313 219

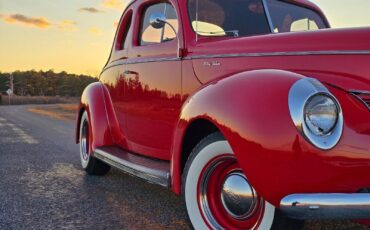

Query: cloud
89 27 103 36
1 14 51 28
102 0 124 10
78 7 103 13
58 20 78 32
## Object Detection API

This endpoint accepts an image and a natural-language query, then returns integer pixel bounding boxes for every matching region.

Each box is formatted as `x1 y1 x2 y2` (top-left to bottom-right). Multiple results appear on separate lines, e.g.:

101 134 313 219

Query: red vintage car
76 0 370 229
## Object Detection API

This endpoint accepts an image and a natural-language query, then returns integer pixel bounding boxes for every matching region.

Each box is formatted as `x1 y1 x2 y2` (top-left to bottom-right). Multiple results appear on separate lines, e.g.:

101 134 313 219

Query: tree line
0 70 98 97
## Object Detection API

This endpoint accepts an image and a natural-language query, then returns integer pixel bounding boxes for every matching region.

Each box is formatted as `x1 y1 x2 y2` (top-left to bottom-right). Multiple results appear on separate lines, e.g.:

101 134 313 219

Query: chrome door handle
124 70 138 75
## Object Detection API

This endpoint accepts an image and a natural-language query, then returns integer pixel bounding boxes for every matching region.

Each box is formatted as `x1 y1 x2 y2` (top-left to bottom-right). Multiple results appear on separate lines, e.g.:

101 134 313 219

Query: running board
94 146 170 188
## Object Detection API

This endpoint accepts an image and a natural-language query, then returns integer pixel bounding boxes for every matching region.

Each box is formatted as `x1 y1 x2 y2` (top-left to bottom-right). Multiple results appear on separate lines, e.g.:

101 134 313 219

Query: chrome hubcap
80 120 89 161
221 172 258 219
198 156 262 229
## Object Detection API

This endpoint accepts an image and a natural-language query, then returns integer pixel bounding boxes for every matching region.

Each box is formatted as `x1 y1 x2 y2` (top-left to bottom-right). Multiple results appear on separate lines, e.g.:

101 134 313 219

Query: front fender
75 82 114 153
171 69 302 202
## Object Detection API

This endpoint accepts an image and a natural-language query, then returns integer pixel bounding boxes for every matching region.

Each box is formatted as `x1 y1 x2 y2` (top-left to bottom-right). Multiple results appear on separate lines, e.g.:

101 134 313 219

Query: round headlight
289 78 343 150
304 94 338 136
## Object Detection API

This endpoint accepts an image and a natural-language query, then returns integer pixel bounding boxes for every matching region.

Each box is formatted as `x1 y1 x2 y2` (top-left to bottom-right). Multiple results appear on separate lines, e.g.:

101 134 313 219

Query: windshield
188 0 271 37
266 0 327 33
188 0 327 37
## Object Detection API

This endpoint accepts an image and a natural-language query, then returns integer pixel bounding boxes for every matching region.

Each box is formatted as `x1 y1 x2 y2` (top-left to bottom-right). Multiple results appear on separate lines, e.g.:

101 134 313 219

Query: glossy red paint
172 70 370 206
76 0 370 224
76 82 114 152
191 28 370 90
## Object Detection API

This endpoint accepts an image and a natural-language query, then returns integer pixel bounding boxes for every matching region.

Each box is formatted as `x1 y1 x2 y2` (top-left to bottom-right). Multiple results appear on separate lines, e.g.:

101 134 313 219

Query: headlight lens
304 94 338 136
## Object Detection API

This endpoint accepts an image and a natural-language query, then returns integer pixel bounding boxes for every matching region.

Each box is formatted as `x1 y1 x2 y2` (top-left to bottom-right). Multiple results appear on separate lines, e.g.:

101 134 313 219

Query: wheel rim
198 155 264 230
80 119 89 162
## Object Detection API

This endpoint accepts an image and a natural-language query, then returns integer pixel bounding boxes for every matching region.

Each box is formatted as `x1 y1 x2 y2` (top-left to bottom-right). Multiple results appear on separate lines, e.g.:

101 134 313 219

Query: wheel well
181 119 219 175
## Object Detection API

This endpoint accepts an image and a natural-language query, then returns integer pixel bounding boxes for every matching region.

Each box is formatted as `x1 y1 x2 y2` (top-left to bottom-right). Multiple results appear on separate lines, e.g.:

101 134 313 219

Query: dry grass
28 104 78 121
0 95 79 105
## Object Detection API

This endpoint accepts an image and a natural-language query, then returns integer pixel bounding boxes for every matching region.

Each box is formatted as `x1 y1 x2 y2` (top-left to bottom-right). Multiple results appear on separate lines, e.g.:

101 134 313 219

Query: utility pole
10 73 14 93
6 73 14 105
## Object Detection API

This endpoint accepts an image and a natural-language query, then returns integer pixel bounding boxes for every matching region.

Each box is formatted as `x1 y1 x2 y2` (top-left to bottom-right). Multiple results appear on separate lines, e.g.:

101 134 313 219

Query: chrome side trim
349 89 370 95
94 147 170 188
103 50 370 71
184 50 370 60
280 193 370 219
103 56 181 72
288 78 343 150
349 89 370 111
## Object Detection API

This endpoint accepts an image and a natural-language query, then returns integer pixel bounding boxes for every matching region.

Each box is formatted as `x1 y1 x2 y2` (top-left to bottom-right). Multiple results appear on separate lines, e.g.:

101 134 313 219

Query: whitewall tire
79 111 110 175
182 132 303 230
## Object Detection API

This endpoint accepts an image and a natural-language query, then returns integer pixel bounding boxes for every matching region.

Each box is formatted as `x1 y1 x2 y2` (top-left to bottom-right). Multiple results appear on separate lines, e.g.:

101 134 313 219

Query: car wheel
182 132 303 230
79 111 110 175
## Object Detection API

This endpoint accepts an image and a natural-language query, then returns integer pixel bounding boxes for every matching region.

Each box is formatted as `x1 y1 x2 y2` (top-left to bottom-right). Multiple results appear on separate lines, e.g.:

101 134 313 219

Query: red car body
76 0 370 227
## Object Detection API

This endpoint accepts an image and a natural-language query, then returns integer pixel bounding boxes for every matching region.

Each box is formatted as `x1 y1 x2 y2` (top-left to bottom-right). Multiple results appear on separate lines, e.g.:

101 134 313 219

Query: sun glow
0 0 369 75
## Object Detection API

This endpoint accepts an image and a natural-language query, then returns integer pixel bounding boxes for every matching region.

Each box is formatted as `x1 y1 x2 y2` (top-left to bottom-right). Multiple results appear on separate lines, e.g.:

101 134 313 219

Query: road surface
0 105 366 229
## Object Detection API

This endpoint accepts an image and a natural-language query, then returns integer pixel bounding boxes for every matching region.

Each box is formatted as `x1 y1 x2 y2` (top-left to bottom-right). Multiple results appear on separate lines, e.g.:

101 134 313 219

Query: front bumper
280 193 370 219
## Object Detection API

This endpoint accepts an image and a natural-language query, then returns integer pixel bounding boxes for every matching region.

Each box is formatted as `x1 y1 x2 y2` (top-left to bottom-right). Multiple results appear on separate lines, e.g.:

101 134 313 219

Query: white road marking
0 116 39 144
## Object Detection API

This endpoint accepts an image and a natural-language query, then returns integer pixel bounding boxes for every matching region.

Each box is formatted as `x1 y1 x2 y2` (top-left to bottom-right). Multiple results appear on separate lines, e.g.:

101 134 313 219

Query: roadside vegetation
0 70 97 105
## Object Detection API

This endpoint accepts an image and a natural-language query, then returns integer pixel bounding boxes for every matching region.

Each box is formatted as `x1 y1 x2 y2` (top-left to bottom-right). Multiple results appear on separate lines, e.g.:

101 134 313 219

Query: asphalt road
0 105 367 230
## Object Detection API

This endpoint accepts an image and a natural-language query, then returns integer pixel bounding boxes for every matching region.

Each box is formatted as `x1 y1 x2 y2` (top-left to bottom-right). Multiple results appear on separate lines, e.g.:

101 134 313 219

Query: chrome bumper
280 193 370 219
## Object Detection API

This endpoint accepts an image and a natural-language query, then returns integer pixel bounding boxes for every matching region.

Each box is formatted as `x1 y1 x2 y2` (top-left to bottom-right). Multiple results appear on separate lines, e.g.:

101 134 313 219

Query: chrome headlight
289 78 343 150
304 94 338 136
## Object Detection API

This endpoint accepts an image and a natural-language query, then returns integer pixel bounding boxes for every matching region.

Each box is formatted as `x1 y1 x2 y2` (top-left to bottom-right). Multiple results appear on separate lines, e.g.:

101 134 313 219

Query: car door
99 8 134 147
123 1 182 160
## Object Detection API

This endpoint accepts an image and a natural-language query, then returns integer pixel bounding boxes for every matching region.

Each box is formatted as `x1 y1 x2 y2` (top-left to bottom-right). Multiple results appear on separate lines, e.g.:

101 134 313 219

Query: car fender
75 82 120 153
171 69 305 205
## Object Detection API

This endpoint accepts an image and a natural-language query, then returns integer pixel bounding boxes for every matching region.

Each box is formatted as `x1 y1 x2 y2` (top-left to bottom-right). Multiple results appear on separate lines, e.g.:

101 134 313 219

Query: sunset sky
0 0 370 76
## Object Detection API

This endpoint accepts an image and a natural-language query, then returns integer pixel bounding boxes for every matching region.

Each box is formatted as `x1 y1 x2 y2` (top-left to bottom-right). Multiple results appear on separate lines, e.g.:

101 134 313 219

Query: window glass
188 0 270 37
163 4 178 42
117 13 133 50
291 19 319 32
122 15 133 49
140 3 178 46
266 0 326 33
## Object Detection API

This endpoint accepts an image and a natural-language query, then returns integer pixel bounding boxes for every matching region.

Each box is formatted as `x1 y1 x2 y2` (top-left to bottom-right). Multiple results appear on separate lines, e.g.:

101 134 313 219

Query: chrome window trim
288 78 343 150
262 0 275 33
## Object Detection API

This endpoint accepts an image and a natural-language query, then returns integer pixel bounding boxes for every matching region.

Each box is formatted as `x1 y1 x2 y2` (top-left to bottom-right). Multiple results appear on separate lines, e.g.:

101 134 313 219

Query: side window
117 13 133 50
140 3 178 46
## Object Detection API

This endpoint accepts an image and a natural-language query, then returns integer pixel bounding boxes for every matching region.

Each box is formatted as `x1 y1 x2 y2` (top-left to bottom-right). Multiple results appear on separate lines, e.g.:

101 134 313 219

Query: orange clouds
1 14 51 28
102 0 124 10
78 7 104 14
1 13 78 32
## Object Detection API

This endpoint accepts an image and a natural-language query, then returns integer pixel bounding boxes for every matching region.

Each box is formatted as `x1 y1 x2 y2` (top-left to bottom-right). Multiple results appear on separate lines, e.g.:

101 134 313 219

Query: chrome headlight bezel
288 78 343 150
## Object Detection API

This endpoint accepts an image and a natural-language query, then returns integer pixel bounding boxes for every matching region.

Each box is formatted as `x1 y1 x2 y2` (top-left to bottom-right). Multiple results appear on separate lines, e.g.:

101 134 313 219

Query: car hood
191 27 370 92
